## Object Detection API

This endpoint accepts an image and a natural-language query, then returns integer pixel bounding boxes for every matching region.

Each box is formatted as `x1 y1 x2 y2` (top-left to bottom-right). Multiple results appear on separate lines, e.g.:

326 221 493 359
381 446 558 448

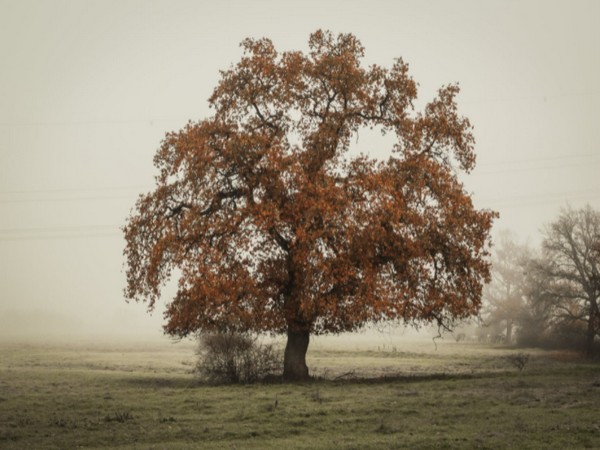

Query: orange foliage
123 30 497 339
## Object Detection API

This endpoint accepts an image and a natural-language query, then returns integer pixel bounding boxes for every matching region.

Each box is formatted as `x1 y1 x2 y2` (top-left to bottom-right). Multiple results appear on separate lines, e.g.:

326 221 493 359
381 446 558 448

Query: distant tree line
480 204 600 357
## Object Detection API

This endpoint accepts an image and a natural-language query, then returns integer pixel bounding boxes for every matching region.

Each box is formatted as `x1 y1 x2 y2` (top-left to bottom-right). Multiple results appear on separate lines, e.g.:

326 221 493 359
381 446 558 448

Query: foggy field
1 338 599 449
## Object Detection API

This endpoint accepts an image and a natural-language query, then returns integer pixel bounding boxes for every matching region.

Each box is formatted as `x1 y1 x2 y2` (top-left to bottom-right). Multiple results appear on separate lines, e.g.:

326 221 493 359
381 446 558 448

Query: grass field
1 336 599 449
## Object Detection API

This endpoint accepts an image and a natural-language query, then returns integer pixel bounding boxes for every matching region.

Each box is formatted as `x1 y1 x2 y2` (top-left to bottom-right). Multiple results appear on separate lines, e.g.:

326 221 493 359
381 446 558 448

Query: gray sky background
1 0 598 339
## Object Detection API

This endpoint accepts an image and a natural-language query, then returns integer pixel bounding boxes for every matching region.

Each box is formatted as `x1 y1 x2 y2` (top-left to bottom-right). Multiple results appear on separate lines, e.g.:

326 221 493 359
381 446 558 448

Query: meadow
1 335 599 449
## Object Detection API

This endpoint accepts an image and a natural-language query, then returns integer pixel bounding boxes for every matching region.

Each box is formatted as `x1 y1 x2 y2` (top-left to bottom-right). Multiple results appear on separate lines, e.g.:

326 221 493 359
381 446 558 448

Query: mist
1 0 598 344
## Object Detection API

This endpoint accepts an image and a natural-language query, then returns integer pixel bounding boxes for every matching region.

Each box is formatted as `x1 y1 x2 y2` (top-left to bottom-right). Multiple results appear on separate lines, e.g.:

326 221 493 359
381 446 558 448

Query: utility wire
0 185 153 204
0 185 151 195
0 91 596 128
0 153 597 203
472 162 600 177
0 225 122 241
0 232 121 241
0 116 194 128
476 189 600 209
475 152 600 168
2 190 599 241
0 225 120 233
0 194 137 204
460 90 600 105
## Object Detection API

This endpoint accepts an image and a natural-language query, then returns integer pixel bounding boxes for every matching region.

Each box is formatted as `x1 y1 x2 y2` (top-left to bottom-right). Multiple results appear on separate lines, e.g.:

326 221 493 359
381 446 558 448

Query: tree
534 205 600 356
516 255 555 347
123 30 496 380
483 230 529 344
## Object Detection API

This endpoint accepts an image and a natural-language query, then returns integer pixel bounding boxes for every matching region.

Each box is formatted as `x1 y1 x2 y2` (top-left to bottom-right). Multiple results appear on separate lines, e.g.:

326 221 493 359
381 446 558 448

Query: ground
1 335 599 449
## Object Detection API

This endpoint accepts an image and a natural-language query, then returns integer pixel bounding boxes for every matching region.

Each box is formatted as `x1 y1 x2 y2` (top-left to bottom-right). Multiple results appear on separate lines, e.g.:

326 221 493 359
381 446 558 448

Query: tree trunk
506 319 513 344
586 314 596 358
283 328 310 381
585 301 598 358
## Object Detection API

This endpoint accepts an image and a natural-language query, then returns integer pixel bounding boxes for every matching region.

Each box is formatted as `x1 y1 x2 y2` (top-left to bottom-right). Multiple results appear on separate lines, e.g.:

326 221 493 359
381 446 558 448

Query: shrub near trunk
195 333 281 384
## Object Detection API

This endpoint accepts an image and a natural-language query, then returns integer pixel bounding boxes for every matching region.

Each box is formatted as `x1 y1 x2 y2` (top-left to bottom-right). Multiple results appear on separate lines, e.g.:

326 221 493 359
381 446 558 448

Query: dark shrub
505 353 530 371
195 332 281 384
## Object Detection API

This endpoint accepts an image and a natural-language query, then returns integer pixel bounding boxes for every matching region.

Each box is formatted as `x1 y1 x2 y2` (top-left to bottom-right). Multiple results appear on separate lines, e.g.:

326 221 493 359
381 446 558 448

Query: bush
195 332 282 384
517 320 592 352
505 353 530 371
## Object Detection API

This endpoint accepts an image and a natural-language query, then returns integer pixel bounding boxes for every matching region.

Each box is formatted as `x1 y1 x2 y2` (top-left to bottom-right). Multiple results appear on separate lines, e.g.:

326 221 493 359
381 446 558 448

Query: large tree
534 205 600 356
123 31 496 380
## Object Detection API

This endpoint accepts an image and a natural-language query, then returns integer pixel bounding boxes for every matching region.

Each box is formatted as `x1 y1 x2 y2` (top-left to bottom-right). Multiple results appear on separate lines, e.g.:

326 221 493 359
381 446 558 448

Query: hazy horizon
1 0 598 341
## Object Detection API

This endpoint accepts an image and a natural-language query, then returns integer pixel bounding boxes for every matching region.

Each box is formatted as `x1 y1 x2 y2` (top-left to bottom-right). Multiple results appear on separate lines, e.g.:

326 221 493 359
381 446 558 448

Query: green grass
1 339 599 449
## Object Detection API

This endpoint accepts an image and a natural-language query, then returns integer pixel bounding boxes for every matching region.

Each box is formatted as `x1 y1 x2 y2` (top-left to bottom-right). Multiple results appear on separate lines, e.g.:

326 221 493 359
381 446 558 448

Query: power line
0 185 151 196
476 189 600 209
475 152 600 168
2 188 599 241
480 187 599 202
0 194 138 204
0 152 596 201
0 225 120 233
472 160 600 177
460 90 600 105
0 185 153 204
0 225 122 241
0 91 597 128
0 116 195 128
0 232 121 241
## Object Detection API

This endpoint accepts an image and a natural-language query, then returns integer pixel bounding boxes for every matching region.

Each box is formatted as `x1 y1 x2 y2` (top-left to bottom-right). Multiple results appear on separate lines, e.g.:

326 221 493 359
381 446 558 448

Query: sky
1 0 598 340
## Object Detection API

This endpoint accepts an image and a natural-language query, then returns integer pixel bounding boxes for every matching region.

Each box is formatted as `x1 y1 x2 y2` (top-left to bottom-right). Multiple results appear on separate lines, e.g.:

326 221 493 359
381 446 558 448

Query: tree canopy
123 30 496 380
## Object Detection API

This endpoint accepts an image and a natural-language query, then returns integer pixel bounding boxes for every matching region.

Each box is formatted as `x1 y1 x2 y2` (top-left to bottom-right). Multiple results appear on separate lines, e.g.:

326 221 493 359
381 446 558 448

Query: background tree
482 230 529 344
532 205 600 356
123 30 496 381
516 255 555 347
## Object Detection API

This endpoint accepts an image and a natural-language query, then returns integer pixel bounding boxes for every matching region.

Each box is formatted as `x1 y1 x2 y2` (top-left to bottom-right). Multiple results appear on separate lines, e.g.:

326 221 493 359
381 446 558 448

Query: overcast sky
1 0 598 339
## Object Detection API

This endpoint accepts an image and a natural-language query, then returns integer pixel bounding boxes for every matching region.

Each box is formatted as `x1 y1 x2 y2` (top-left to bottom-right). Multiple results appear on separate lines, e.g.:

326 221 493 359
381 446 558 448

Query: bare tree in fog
532 205 600 357
517 256 555 347
482 230 530 344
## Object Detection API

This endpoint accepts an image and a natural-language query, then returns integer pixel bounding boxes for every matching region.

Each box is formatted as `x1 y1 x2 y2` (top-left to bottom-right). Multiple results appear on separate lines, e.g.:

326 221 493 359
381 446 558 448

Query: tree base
283 328 310 381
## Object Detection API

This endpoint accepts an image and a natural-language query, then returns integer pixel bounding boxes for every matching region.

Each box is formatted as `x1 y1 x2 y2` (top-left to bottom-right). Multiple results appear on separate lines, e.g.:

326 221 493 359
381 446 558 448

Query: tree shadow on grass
260 370 506 386
337 371 491 385
120 376 200 389
118 368 518 389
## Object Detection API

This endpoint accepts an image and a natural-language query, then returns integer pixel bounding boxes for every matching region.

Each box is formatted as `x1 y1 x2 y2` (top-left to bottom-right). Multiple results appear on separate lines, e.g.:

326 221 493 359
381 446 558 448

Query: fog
1 0 598 343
